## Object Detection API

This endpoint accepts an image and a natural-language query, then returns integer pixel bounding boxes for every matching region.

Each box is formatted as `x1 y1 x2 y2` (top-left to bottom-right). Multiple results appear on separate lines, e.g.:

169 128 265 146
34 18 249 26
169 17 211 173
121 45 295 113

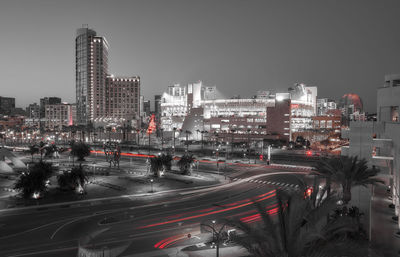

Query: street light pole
148 132 151 155
161 128 164 152
173 127 176 154
201 221 227 257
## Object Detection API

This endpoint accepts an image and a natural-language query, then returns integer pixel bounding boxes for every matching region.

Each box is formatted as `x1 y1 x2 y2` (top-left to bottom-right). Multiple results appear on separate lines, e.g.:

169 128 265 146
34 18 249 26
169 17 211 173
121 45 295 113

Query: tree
70 141 91 162
57 164 87 192
14 161 54 199
38 141 46 161
28 144 39 162
160 154 173 171
150 156 163 177
177 154 194 175
226 190 362 257
313 156 383 204
44 144 59 158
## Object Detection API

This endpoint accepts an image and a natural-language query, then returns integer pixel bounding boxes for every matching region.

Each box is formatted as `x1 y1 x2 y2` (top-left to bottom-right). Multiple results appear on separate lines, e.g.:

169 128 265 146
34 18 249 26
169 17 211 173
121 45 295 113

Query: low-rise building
160 82 317 144
0 96 15 115
45 103 76 130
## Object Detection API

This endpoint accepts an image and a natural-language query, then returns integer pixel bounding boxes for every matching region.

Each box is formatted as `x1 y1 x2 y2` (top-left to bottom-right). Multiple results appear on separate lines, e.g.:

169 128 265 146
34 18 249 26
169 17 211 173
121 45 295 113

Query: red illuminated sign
291 104 299 109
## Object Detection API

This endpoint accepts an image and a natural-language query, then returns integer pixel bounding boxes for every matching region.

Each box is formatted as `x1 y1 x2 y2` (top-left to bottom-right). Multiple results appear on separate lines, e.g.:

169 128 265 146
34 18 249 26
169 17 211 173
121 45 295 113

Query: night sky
1 0 400 113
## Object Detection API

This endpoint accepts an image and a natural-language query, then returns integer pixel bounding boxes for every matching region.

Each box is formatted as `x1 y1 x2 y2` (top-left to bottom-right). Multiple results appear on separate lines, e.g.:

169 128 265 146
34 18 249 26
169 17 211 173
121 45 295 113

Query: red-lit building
312 109 341 131
0 116 25 131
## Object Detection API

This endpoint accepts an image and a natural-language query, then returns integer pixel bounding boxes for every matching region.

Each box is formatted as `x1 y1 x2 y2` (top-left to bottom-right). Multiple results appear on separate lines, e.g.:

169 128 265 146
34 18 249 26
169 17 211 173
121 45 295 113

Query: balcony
372 138 393 148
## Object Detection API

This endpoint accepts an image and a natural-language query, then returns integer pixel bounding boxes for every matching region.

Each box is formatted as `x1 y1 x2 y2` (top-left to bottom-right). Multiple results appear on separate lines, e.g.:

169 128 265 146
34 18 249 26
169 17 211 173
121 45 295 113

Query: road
0 164 310 257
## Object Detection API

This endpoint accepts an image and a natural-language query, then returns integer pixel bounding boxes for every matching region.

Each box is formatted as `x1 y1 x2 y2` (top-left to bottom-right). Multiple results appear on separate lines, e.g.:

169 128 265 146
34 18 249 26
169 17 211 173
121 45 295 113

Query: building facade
26 103 40 119
160 82 317 143
45 103 76 130
76 27 109 125
316 98 337 116
0 96 15 115
40 97 61 118
342 74 400 231
104 76 140 123
143 100 151 117
75 26 140 129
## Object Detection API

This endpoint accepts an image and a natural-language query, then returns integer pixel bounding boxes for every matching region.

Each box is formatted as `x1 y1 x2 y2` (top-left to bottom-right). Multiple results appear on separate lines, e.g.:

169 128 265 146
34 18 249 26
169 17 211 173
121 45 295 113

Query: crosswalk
232 177 300 189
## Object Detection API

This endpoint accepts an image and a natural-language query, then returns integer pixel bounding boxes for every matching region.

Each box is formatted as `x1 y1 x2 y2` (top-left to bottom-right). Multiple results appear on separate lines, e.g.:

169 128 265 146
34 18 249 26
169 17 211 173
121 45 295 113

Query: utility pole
173 127 176 154
161 128 164 152
148 132 151 155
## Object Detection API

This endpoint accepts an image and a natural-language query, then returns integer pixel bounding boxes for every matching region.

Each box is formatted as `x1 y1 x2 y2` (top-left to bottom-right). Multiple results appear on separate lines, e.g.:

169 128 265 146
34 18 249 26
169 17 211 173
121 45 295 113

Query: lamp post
136 129 140 147
150 178 154 193
185 130 191 152
201 220 227 257
160 128 164 152
148 131 151 155
230 129 235 160
173 127 177 154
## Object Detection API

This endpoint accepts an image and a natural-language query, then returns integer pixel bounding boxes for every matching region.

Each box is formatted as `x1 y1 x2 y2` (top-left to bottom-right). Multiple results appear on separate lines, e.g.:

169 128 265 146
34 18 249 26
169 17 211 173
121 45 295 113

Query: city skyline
1 0 400 112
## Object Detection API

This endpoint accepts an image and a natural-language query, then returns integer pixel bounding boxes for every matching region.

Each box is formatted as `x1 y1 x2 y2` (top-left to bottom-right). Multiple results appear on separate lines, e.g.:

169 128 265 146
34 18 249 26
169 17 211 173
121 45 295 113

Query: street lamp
150 178 154 193
201 220 228 257
173 127 177 154
185 130 191 152
160 128 164 152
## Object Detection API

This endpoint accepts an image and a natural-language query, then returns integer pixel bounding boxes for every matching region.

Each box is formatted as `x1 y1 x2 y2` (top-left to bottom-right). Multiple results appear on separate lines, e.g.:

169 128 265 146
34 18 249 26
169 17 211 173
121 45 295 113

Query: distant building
0 116 24 131
104 75 140 122
338 93 364 126
0 96 15 115
75 26 140 128
160 81 317 143
45 103 76 130
312 109 342 130
288 83 318 134
75 27 108 125
143 100 151 116
316 98 337 116
40 97 61 118
26 103 40 119
10 108 26 116
154 95 161 118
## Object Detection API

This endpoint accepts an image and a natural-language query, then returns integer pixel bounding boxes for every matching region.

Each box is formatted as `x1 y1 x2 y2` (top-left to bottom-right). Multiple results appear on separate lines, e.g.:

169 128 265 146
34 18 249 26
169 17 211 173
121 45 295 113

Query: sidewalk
370 184 400 257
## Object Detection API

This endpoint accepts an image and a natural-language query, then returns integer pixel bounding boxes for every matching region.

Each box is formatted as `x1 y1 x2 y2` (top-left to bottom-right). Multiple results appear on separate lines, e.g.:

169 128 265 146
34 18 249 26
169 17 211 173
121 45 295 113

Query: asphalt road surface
0 165 310 257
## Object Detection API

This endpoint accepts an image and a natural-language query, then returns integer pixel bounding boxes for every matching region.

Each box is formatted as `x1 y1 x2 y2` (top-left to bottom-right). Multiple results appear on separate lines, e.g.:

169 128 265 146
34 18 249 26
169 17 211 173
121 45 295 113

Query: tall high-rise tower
75 26 109 125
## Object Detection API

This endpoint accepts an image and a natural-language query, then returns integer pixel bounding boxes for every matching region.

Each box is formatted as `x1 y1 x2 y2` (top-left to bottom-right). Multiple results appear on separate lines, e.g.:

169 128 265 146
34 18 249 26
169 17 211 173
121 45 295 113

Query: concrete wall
382 122 400 221
377 81 400 122
345 121 374 163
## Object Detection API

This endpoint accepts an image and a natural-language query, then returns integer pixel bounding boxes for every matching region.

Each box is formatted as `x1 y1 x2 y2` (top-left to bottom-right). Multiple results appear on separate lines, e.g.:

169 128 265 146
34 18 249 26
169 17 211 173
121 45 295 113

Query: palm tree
38 141 46 161
172 127 177 152
57 164 87 192
71 141 91 162
28 144 39 162
226 190 362 257
313 156 383 204
177 154 194 175
160 154 173 171
14 161 54 199
150 156 163 177
184 130 192 151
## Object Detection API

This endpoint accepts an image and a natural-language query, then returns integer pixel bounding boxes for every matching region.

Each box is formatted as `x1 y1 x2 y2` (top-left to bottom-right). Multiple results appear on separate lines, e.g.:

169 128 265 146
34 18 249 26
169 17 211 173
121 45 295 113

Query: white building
317 98 337 116
342 74 400 232
160 81 317 142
